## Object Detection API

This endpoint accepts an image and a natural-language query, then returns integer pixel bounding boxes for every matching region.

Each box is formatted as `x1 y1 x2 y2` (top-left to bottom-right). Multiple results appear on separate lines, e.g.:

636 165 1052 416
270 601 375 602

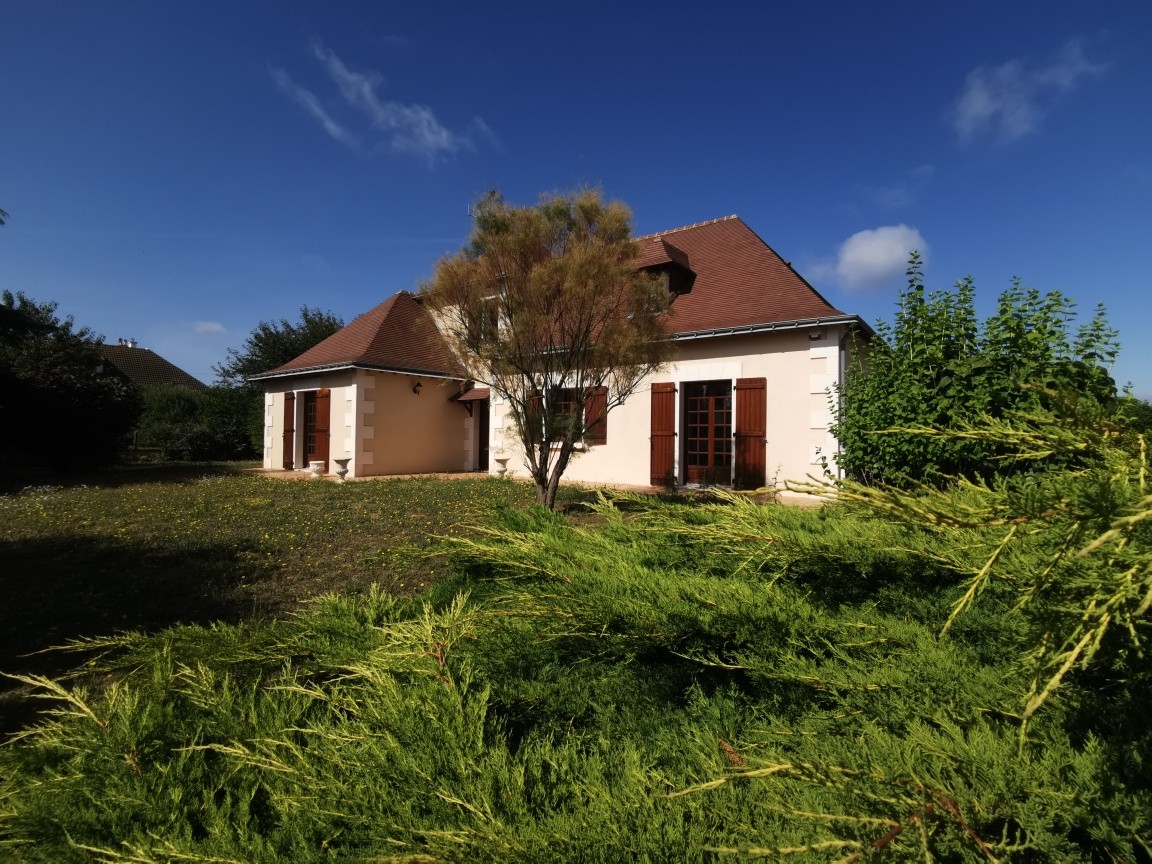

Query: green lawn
0 466 587 706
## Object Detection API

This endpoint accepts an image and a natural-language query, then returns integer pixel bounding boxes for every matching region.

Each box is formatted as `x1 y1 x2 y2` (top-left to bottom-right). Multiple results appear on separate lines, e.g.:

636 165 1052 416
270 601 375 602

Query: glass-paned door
302 389 330 470
683 380 732 485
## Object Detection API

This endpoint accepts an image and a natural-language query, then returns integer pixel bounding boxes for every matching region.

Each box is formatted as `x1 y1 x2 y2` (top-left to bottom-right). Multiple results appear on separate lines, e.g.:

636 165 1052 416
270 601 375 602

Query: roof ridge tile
636 215 739 241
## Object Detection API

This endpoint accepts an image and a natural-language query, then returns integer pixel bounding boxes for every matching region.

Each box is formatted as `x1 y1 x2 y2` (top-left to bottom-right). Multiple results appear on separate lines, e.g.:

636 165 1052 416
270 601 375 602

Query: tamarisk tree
423 190 674 508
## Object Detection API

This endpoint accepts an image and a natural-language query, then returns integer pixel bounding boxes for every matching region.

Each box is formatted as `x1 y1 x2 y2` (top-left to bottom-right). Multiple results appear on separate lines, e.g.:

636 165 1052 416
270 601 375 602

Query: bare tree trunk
538 444 573 509
534 475 551 507
542 469 563 510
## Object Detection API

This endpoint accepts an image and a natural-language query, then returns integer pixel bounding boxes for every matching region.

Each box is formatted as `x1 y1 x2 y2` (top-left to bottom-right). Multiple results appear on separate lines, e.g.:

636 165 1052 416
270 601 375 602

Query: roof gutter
670 314 874 342
248 317 875 382
247 362 465 383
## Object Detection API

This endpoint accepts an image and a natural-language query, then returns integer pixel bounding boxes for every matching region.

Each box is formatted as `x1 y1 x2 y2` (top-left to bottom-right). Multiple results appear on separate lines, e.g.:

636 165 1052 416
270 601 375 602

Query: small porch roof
454 386 491 402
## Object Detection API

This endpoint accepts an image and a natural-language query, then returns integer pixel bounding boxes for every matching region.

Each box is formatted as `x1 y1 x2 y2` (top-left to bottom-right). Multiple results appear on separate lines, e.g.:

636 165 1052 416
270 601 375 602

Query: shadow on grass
0 533 261 734
0 461 255 496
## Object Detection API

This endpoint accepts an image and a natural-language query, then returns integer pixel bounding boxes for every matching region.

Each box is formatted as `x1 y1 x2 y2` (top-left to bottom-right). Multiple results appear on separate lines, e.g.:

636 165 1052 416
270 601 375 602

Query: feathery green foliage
0 472 578 691
3 415 1151 860
810 391 1152 739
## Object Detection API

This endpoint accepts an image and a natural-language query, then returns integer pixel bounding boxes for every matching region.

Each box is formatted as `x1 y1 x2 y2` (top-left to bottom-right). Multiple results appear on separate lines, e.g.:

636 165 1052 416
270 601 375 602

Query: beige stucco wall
488 325 847 491
262 370 358 475
259 325 846 487
262 369 469 477
360 372 469 474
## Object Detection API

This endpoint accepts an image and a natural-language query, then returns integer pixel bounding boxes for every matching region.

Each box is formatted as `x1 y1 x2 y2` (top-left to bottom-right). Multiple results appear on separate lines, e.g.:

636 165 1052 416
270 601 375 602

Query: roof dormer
637 238 696 296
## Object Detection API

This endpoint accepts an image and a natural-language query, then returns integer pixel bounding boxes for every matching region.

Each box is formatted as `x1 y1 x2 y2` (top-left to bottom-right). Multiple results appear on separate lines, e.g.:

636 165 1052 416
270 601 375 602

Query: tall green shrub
833 254 1119 485
136 385 259 460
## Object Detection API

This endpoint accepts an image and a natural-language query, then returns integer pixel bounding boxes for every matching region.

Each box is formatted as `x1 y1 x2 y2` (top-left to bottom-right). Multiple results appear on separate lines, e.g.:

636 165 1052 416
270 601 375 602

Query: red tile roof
455 386 490 402
252 291 465 380
635 237 691 271
638 216 851 335
254 217 864 381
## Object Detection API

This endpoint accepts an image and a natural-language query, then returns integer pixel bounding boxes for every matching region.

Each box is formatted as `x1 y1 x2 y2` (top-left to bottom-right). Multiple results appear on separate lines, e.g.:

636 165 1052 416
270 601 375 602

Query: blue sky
3 2 1150 396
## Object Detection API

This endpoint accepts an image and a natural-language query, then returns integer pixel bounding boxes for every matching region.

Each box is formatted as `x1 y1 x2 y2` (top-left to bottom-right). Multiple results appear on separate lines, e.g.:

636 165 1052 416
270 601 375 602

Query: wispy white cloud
269 66 359 147
309 41 462 159
950 38 1108 144
855 164 935 210
193 321 227 335
271 40 494 164
466 117 503 153
835 225 928 293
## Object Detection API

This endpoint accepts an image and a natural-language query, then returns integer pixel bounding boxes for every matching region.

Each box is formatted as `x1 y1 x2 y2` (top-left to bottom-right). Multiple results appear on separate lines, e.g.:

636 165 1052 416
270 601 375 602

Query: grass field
0 465 589 729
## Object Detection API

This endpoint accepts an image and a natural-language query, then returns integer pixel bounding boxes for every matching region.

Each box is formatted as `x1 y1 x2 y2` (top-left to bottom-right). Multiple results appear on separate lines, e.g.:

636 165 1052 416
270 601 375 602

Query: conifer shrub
2 403 1150 861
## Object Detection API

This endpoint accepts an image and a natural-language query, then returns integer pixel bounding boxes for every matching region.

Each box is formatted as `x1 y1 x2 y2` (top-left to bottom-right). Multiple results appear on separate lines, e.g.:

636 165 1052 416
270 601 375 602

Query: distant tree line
135 307 342 460
0 291 141 470
0 289 342 471
135 385 259 462
133 307 344 462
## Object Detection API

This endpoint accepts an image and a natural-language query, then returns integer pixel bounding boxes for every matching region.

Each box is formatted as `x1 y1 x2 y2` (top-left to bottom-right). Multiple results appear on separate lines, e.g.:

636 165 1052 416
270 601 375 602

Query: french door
302 389 330 470
683 380 732 485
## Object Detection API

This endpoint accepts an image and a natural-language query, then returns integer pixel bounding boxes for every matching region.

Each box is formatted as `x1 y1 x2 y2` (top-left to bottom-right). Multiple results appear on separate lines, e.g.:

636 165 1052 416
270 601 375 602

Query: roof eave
248 361 465 383
670 314 874 342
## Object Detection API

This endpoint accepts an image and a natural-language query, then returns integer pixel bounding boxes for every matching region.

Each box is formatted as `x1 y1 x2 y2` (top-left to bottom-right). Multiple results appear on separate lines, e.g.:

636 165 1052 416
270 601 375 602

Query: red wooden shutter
314 388 331 470
282 391 296 470
650 382 676 486
527 392 544 438
584 386 608 445
734 377 766 490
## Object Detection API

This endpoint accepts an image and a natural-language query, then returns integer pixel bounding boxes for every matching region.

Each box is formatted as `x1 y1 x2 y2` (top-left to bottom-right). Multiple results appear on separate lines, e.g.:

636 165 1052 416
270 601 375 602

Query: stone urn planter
333 458 351 482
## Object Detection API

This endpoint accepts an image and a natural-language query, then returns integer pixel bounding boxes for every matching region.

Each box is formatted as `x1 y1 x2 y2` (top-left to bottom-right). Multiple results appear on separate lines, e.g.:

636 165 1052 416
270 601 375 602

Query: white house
251 216 870 493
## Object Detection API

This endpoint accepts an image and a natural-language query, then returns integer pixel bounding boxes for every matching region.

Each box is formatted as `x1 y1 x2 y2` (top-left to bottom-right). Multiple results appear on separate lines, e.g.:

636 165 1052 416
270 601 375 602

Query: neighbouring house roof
638 216 871 339
249 291 466 381
99 344 206 389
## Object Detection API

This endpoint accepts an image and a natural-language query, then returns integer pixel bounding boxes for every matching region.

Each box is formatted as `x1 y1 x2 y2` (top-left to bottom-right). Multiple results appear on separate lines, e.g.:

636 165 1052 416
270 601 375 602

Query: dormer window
478 296 500 341
639 239 696 297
